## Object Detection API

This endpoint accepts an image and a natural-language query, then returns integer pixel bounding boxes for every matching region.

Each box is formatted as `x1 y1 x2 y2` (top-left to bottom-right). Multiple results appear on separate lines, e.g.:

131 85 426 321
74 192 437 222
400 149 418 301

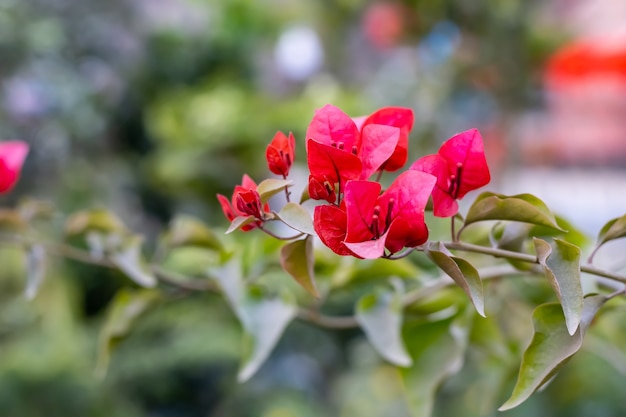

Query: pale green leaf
166 215 223 251
225 215 257 234
280 236 318 297
400 316 467 417
356 287 412 367
237 288 297 382
590 214 626 260
65 208 127 236
96 288 161 377
209 258 297 382
109 237 157 288
256 178 293 203
276 202 315 235
24 244 45 300
425 242 485 317
463 192 564 233
534 238 582 335
499 294 609 411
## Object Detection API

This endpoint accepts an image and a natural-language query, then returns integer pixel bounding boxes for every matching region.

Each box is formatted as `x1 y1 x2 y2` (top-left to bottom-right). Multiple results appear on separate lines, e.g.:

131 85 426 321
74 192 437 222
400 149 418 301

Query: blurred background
1 0 626 416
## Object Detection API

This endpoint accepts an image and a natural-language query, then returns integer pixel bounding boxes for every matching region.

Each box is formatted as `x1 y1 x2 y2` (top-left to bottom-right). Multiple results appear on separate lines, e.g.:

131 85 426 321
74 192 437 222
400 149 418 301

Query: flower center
448 163 463 199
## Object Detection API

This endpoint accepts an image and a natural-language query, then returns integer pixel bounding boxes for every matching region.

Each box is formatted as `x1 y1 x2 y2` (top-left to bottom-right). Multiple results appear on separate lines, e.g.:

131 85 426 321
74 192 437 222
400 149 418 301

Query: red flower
0 141 29 194
266 131 295 177
410 128 490 217
353 106 414 171
217 174 270 231
313 170 436 258
305 104 402 202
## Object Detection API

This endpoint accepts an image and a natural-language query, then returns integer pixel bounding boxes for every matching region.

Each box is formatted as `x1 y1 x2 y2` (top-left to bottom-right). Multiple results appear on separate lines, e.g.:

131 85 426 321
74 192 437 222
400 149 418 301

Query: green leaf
165 215 223 251
24 244 45 300
534 238 583 335
109 237 157 288
237 288 297 382
96 288 161 377
65 208 127 236
210 258 297 382
462 192 564 233
424 242 485 317
225 215 257 234
400 316 467 417
276 202 315 235
499 295 609 411
590 214 626 260
356 286 412 367
280 236 319 298
256 178 293 203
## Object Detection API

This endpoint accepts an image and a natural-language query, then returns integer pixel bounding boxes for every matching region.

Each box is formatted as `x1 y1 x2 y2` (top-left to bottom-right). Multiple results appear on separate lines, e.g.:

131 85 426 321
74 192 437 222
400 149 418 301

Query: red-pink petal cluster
305 104 414 203
0 141 29 194
314 170 435 259
217 174 270 231
411 128 490 217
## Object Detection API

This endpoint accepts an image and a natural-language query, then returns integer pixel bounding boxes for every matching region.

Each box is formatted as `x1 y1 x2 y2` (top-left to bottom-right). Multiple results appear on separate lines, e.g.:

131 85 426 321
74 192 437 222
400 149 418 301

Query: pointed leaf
400 316 467 417
591 213 626 258
280 236 318 297
425 242 485 317
499 295 609 410
534 238 583 335
225 215 257 234
356 287 412 367
463 193 564 232
237 288 297 382
24 244 45 300
96 288 161 377
256 178 293 203
209 258 297 381
109 237 157 288
276 202 315 235
166 215 223 251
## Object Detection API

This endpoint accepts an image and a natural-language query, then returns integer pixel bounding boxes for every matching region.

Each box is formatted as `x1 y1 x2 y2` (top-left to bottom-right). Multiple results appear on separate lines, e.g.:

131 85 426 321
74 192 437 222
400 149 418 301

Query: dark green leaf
499 295 609 411
276 202 315 235
280 236 318 298
356 286 412 367
534 238 582 335
425 242 485 317
462 192 564 233
96 288 161 377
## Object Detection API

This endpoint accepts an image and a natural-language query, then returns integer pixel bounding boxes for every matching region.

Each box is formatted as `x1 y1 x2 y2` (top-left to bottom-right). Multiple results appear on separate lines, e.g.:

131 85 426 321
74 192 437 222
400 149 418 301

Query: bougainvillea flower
266 131 295 177
353 106 414 171
217 174 270 231
410 128 490 217
313 170 436 258
313 204 353 256
307 139 362 203
306 105 402 201
0 141 29 194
